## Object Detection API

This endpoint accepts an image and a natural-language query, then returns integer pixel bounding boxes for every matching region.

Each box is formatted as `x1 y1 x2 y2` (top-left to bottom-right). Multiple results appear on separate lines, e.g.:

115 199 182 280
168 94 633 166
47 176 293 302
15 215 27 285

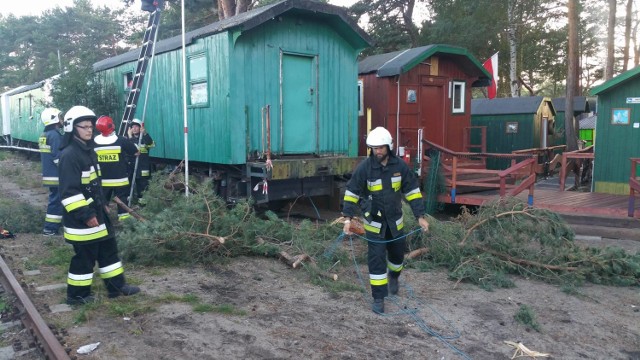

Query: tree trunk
508 0 520 97
401 0 420 47
566 0 579 154
622 0 633 71
605 0 616 80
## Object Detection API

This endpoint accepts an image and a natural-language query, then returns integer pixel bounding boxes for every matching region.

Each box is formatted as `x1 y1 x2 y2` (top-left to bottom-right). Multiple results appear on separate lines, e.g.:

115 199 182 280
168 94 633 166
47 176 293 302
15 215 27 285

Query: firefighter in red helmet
94 116 139 221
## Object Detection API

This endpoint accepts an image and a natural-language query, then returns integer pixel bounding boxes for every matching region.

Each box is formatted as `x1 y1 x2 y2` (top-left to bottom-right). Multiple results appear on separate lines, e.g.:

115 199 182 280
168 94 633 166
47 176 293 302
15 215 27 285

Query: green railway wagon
93 0 371 204
471 96 556 170
591 65 640 195
6 80 50 146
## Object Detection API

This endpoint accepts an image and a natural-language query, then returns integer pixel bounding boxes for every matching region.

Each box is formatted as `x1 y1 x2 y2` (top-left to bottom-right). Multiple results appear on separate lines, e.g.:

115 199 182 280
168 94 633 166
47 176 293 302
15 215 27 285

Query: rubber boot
66 295 95 306
108 284 140 298
372 298 384 314
389 276 399 296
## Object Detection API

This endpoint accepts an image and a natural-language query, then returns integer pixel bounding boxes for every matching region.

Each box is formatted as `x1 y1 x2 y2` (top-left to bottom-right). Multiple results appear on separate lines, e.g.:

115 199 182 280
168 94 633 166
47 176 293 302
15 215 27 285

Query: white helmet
131 118 143 126
366 127 394 151
63 106 97 133
41 107 62 126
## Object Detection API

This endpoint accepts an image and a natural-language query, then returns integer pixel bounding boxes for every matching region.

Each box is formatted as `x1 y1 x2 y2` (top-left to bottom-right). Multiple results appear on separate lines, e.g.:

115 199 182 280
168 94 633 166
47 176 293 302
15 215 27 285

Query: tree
622 0 633 71
350 0 421 54
605 0 616 80
565 0 579 152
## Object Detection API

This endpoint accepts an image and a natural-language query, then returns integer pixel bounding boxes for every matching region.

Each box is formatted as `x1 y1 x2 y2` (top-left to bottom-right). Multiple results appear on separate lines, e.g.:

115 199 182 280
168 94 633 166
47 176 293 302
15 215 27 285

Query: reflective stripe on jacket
94 133 139 187
342 154 425 239
59 138 113 244
39 127 63 186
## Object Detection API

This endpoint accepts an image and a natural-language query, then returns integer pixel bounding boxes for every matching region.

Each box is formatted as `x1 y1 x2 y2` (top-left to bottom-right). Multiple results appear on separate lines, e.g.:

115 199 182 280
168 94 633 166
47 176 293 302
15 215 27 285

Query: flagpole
180 0 189 196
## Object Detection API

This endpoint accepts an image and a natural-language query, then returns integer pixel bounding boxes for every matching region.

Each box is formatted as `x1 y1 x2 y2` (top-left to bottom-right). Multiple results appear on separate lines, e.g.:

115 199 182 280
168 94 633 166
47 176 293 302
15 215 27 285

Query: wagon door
421 83 445 146
280 53 317 154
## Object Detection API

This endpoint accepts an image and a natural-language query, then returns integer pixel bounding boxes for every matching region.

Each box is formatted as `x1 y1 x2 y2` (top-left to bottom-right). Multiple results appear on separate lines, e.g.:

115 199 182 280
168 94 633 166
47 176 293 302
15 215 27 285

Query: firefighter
342 127 429 314
39 108 64 236
126 118 155 199
94 116 139 221
58 106 140 305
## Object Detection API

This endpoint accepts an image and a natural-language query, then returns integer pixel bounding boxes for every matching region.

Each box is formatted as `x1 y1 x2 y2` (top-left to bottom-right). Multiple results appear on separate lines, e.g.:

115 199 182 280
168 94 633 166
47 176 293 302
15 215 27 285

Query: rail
558 145 594 190
0 254 70 360
628 158 640 217
512 145 566 177
422 139 537 205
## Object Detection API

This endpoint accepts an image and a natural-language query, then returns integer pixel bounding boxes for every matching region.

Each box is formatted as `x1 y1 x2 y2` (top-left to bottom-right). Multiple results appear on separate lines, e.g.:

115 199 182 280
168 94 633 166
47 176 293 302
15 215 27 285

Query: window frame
451 80 466 114
187 52 209 108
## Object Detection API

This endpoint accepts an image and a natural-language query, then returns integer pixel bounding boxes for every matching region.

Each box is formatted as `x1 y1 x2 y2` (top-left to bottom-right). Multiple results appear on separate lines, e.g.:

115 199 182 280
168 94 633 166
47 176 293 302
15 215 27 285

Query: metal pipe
396 75 400 156
180 0 189 196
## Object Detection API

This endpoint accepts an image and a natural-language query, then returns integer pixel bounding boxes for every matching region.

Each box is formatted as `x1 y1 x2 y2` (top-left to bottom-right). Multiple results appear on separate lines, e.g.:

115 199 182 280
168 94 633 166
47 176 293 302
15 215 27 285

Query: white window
189 54 208 106
452 80 465 114
357 79 364 116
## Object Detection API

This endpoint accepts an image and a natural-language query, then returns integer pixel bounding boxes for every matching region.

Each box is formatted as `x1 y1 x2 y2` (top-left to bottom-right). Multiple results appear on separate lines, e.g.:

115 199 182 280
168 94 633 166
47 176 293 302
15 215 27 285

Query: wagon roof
471 96 556 116
580 114 596 129
94 0 371 72
551 96 591 113
357 44 491 84
4 81 45 96
590 65 640 95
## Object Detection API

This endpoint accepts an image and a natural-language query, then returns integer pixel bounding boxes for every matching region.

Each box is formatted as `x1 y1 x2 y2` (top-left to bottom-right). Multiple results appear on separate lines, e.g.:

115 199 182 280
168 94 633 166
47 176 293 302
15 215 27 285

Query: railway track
0 253 70 360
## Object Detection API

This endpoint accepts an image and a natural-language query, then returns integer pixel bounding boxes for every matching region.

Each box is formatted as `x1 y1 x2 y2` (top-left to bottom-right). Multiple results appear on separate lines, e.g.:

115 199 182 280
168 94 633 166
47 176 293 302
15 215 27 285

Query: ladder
117 7 162 136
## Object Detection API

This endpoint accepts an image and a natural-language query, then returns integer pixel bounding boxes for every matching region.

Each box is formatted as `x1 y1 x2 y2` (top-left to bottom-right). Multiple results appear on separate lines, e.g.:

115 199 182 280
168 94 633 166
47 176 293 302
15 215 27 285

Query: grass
514 304 541 332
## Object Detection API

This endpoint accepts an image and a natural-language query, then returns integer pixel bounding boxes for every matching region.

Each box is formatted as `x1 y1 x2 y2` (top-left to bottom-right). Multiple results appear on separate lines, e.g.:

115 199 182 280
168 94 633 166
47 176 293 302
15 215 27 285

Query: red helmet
96 116 115 136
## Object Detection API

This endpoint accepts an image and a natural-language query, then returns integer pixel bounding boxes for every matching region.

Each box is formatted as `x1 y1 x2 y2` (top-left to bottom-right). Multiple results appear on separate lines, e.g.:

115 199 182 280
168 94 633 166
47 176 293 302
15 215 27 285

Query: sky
0 0 360 17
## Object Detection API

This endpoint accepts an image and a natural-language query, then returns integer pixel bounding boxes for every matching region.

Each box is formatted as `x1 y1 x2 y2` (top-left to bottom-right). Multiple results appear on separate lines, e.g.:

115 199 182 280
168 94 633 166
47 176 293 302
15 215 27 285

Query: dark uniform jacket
59 138 113 244
342 154 425 239
94 133 139 187
127 133 154 177
38 126 63 186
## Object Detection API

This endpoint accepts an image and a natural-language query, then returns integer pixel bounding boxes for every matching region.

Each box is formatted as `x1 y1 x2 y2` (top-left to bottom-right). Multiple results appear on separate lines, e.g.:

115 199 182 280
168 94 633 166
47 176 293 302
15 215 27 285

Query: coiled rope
324 230 473 360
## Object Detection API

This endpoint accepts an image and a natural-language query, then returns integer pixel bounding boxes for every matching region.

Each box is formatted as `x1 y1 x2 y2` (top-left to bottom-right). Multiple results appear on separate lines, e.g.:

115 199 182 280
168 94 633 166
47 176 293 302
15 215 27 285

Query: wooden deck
438 186 640 218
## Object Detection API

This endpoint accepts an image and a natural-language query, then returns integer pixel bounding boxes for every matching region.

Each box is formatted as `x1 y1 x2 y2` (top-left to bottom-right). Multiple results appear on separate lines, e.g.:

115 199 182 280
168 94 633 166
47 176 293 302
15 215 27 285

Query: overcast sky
0 0 359 17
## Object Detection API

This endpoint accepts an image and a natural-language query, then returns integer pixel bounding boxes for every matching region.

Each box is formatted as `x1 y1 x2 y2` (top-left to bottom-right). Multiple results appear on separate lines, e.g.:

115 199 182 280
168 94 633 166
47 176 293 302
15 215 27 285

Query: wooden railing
558 145 594 190
629 158 640 217
422 139 538 205
512 145 567 177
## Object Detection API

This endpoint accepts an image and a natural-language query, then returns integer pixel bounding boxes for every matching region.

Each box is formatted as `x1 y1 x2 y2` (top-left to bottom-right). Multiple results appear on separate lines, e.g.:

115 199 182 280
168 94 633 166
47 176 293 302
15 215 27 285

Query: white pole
181 0 189 196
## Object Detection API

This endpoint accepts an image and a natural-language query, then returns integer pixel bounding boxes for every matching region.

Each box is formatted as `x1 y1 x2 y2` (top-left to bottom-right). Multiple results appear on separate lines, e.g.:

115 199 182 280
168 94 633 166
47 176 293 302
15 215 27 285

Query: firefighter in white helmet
342 126 429 314
39 108 64 236
126 118 155 199
58 106 140 305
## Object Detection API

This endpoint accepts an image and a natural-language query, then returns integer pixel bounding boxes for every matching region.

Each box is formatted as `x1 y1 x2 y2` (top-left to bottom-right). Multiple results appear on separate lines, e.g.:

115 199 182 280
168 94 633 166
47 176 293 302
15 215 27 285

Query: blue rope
329 229 473 360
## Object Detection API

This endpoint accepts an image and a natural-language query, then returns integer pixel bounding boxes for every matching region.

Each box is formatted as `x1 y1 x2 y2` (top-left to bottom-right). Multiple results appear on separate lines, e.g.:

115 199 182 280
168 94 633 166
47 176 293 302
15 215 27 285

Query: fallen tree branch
460 209 537 246
406 247 429 259
476 245 578 272
278 251 309 269
113 196 146 222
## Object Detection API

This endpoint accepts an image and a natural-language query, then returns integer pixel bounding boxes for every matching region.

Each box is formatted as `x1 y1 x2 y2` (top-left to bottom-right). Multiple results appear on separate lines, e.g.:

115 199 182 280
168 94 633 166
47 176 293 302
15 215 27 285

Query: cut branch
113 196 146 222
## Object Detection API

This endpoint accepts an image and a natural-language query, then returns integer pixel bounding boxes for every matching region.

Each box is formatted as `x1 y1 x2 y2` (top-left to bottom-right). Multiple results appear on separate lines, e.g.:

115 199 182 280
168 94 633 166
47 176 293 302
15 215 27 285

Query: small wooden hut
357 45 491 161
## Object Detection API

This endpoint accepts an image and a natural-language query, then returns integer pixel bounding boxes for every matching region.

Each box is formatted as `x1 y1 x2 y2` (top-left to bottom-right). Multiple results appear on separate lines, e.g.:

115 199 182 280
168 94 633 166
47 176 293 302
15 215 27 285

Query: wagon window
452 81 465 114
124 72 133 91
28 94 33 118
189 54 208 106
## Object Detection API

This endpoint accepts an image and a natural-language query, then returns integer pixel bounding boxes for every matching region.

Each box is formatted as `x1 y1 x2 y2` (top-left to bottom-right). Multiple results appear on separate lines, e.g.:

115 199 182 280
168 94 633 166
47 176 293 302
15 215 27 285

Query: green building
590 65 640 195
471 96 556 169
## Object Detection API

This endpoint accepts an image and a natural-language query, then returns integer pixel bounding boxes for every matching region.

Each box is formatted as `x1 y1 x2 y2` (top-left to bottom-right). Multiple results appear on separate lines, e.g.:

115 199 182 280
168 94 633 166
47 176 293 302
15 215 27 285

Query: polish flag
483 52 499 99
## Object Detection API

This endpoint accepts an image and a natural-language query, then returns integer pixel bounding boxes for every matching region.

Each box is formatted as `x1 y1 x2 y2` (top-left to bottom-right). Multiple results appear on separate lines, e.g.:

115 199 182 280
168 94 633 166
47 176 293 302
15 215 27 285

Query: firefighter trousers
368 226 405 299
67 238 126 299
104 186 132 220
44 187 62 233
